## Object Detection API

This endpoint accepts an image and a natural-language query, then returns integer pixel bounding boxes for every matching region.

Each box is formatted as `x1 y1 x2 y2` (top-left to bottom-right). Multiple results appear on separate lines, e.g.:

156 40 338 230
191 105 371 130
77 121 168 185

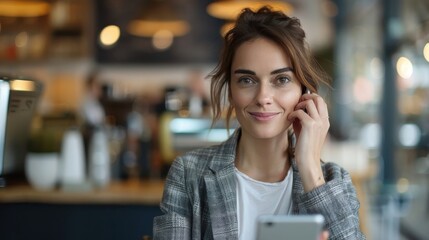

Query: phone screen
256 215 324 240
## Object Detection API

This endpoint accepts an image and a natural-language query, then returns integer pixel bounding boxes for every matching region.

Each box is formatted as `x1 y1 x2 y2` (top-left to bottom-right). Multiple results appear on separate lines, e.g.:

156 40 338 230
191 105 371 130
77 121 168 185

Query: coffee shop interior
0 0 429 239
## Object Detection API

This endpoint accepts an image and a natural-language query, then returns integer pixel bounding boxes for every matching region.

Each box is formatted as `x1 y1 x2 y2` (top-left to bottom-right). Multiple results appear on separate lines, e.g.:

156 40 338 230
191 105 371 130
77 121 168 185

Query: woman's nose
255 83 273 106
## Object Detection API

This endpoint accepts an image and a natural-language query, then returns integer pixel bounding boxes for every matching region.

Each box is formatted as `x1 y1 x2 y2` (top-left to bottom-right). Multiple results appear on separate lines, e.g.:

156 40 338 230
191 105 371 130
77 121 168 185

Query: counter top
0 179 164 205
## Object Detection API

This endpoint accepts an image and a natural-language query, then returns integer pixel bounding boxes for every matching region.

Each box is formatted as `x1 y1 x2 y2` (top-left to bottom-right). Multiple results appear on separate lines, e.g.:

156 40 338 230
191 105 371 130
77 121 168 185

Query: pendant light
207 0 293 21
207 0 293 36
0 0 51 17
128 0 190 37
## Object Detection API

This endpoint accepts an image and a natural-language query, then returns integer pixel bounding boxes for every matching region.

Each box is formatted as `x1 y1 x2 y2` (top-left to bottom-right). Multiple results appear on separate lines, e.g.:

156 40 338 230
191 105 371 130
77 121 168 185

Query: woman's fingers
290 93 330 192
295 93 329 119
288 108 311 122
319 230 329 240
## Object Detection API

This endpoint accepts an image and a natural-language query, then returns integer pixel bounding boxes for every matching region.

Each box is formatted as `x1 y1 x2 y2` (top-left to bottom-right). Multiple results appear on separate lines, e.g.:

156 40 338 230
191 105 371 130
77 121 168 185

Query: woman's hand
320 230 329 240
287 93 330 192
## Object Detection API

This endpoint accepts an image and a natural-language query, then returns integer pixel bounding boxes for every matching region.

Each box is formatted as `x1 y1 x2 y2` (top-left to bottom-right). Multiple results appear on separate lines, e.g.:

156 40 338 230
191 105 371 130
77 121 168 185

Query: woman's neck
235 130 291 183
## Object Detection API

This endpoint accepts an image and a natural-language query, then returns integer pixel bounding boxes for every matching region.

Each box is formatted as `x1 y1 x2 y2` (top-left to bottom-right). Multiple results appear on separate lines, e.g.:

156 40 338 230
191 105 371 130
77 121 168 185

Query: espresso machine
0 75 43 187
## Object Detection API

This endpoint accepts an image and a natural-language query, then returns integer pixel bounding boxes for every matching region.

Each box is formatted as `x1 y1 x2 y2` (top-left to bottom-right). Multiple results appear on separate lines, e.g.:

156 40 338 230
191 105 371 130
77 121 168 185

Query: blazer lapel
204 130 240 239
204 162 238 239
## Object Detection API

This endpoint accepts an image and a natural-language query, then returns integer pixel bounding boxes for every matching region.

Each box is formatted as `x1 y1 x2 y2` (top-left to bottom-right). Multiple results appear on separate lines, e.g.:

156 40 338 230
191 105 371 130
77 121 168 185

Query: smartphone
301 87 311 113
256 214 325 240
303 86 311 95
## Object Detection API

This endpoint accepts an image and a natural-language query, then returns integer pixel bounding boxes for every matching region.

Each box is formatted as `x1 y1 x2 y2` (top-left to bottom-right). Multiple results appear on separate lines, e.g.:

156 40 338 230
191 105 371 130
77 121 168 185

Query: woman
153 7 365 240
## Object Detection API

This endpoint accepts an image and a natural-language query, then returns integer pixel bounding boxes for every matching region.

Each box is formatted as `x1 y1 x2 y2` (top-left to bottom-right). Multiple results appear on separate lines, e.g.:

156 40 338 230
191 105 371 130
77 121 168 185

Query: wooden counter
0 179 165 240
0 179 164 205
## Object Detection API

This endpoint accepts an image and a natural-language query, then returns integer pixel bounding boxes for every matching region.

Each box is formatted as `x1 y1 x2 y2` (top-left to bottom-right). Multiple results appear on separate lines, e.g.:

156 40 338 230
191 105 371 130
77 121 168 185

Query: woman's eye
238 77 256 86
275 76 291 86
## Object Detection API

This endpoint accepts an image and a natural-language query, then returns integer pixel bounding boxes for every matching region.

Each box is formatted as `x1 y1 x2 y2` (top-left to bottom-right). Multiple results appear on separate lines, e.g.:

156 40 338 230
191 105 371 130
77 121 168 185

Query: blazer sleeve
153 156 192 239
295 163 366 240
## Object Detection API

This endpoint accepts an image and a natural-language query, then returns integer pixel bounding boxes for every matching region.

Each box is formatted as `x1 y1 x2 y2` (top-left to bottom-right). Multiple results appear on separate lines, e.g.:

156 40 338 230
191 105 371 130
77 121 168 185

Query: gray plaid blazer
153 129 365 240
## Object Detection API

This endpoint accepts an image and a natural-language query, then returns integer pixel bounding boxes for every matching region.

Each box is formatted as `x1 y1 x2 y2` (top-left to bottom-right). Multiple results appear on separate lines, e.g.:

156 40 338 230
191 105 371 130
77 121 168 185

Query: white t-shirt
235 167 293 240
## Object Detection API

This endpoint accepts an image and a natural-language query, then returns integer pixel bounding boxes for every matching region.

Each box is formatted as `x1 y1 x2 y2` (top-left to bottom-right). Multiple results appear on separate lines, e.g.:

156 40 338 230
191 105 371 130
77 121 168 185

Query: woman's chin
243 126 289 140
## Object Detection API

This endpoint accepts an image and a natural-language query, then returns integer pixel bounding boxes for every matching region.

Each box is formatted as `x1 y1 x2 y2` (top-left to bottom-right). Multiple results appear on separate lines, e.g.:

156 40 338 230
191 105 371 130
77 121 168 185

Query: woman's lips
248 112 280 121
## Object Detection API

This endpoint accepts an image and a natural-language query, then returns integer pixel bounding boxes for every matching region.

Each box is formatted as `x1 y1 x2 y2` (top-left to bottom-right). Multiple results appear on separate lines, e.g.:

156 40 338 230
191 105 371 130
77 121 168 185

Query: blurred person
187 69 210 117
153 7 364 240
120 96 153 179
80 70 106 164
80 71 105 129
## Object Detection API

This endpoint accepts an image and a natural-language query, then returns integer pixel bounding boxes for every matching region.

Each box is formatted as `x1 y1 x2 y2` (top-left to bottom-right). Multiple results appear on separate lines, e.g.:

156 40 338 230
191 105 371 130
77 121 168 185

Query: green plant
28 128 63 153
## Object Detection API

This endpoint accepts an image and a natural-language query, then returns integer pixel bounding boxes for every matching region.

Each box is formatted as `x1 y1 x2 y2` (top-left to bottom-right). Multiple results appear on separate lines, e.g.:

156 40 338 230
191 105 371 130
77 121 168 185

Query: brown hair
209 6 330 130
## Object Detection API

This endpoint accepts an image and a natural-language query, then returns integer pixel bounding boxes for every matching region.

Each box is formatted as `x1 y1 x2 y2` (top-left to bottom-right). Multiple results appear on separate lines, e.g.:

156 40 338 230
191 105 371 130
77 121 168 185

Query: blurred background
0 0 428 239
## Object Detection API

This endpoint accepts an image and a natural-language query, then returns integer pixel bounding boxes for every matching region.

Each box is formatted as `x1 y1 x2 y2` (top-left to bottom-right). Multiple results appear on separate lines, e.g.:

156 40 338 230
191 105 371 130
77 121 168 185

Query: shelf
0 179 164 205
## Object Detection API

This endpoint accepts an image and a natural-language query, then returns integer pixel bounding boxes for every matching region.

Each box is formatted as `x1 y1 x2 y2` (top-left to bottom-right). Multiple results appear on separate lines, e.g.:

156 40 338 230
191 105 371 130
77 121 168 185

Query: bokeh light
424 42 429 62
396 57 413 79
399 123 421 147
152 30 174 50
99 25 121 47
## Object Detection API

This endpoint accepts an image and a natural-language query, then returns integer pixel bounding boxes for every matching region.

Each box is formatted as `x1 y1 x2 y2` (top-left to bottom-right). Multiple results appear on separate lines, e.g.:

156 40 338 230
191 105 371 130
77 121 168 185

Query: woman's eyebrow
270 67 294 75
233 67 294 75
233 69 255 75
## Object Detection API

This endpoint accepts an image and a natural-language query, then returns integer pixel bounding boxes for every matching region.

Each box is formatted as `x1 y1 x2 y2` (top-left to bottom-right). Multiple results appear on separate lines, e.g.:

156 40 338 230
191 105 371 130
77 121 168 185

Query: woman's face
230 37 302 139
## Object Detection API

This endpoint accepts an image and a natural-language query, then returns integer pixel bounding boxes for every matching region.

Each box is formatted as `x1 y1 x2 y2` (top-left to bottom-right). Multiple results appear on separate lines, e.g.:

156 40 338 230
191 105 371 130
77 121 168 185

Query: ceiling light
128 20 189 37
128 0 190 37
207 0 293 20
0 1 50 17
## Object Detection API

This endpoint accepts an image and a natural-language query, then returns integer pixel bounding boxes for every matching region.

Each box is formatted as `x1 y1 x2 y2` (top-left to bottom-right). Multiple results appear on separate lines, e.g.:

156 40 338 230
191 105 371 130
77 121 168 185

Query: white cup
89 129 110 188
60 129 86 185
25 153 59 191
